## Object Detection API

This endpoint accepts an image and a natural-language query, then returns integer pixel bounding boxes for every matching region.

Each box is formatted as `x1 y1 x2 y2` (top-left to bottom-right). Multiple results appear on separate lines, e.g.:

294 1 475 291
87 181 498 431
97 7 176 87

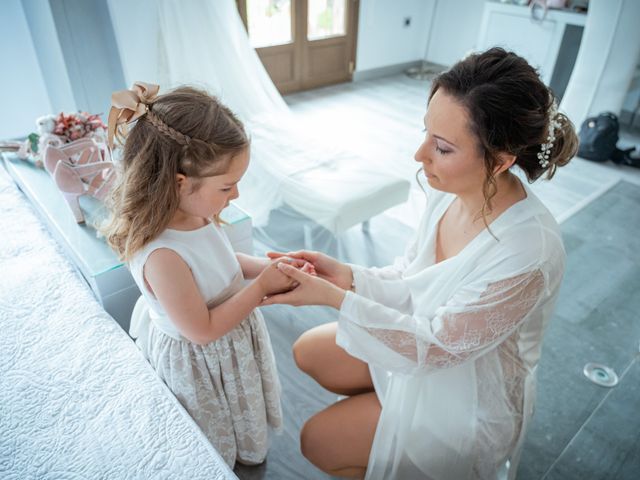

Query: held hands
266 250 353 290
261 250 352 309
261 263 346 309
256 257 316 297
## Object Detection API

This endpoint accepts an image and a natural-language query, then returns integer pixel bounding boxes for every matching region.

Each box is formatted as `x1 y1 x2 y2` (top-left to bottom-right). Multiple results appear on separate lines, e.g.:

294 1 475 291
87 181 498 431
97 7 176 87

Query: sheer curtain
109 0 405 240
154 0 291 224
156 0 287 120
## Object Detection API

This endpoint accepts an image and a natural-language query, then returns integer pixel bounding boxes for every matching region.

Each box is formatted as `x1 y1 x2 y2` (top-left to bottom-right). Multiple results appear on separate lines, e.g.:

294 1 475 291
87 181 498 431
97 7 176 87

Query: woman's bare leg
301 391 380 479
293 322 373 396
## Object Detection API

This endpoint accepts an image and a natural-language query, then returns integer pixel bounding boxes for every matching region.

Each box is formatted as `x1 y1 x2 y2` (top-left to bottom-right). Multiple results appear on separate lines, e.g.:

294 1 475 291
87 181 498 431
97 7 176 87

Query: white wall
355 0 435 72
21 0 76 114
425 0 484 66
107 0 159 86
561 0 640 127
0 0 52 139
355 0 483 74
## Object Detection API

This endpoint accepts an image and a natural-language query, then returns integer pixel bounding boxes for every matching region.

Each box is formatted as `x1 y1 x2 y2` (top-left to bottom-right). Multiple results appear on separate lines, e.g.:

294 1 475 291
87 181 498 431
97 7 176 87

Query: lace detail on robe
335 185 566 480
341 269 545 373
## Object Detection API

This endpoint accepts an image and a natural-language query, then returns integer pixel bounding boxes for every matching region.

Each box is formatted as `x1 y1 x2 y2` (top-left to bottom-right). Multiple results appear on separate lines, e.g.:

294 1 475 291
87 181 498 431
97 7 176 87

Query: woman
264 48 578 480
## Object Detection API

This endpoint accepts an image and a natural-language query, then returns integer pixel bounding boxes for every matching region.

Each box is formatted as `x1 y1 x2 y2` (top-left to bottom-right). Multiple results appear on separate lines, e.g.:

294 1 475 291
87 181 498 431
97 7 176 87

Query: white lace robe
336 184 565 480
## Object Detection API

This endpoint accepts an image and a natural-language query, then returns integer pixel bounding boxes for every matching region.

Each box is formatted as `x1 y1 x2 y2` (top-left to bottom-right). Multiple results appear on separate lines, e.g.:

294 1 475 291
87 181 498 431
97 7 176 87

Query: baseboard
353 61 423 82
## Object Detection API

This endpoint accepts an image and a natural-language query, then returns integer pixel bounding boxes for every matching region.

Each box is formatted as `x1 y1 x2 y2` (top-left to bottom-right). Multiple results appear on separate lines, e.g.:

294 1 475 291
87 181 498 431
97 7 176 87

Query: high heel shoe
42 138 115 223
42 138 101 175
52 159 115 223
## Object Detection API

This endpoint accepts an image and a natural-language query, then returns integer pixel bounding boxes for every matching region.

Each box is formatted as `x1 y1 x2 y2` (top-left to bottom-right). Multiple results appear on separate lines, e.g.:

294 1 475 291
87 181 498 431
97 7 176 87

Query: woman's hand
238 253 316 280
255 258 316 297
261 263 346 309
267 250 353 290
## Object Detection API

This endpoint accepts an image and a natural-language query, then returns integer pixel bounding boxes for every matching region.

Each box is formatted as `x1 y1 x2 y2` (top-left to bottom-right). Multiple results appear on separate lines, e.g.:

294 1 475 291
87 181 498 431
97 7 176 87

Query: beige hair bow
107 81 160 148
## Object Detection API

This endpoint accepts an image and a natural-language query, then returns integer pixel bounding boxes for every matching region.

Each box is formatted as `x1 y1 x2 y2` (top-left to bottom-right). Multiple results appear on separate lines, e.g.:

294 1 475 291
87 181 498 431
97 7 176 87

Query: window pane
307 0 346 41
247 0 292 48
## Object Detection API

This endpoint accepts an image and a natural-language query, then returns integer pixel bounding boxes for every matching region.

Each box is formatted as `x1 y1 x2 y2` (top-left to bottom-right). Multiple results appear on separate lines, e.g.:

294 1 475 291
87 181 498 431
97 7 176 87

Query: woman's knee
299 395 378 477
299 414 325 467
292 323 334 375
292 331 313 374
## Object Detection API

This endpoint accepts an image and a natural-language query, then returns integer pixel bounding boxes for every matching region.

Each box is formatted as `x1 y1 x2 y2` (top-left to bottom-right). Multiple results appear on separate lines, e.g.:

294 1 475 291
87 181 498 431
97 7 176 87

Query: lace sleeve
346 235 419 313
336 269 546 374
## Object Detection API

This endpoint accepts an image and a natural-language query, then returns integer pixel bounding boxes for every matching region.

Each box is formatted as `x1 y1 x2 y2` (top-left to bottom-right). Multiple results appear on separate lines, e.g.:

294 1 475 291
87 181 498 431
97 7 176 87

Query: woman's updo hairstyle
429 47 578 187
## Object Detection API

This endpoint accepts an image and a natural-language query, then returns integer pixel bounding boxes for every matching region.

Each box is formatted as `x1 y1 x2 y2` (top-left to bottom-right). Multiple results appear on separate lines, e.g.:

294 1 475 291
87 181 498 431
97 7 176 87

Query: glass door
238 0 358 93
303 0 354 90
247 0 293 48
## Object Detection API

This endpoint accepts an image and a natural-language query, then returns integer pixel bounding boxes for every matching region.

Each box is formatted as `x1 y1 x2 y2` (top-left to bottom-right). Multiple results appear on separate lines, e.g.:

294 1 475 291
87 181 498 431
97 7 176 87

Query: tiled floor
519 181 640 480
285 74 640 228
234 74 640 480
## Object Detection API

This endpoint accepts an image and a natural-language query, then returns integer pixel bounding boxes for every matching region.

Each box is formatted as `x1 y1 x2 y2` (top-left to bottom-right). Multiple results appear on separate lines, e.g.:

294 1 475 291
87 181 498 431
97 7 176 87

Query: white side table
2 153 253 331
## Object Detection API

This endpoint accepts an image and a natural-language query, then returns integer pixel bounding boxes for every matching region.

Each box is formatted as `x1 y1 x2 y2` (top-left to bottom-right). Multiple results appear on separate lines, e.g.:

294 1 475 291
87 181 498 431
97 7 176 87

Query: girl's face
177 147 250 220
414 89 487 196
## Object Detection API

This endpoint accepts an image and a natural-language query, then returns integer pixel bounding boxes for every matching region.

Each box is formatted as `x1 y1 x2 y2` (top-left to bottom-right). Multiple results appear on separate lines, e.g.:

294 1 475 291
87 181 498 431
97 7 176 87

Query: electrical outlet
404 17 411 27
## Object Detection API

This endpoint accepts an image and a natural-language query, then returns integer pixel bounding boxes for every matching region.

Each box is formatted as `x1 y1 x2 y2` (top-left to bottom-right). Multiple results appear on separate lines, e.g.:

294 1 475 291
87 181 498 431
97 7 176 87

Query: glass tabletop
2 153 250 277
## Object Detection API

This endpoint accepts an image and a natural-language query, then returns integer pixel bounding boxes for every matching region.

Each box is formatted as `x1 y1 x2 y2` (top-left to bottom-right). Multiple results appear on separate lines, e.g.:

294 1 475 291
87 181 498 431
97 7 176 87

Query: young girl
102 83 310 467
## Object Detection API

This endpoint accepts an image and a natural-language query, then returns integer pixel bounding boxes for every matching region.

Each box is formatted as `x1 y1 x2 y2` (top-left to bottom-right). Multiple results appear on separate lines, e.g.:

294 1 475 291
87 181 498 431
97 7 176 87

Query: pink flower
38 111 107 146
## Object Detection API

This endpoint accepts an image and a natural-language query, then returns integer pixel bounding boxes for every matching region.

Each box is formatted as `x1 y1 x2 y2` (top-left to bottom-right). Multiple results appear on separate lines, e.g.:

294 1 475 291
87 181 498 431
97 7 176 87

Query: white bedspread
0 164 236 479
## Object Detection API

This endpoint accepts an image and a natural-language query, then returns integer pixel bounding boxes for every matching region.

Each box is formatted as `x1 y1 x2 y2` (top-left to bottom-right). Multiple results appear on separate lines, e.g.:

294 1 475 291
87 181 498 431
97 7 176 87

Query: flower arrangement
0 111 107 167
49 112 107 143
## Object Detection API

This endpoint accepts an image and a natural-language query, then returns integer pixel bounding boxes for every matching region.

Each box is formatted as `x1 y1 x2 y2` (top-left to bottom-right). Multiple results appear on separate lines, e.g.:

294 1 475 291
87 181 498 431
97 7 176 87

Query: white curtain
108 0 406 234
156 0 288 121
153 0 290 224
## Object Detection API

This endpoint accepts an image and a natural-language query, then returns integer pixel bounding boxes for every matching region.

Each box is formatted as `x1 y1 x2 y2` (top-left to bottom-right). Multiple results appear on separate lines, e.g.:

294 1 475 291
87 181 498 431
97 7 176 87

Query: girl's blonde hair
101 86 249 261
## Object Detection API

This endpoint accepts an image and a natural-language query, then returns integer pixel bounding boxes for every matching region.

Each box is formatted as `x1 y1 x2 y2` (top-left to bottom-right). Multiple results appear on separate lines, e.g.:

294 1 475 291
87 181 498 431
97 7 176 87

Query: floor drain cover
583 363 619 387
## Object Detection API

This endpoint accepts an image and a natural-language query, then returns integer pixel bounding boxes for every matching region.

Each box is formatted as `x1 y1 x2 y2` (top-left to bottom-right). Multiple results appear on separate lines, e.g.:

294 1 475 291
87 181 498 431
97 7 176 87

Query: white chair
247 115 411 254
283 161 410 247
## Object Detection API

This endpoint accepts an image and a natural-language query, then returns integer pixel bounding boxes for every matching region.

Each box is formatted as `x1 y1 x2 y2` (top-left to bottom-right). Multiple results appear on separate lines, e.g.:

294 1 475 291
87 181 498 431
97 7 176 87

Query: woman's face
414 89 486 195
177 147 250 219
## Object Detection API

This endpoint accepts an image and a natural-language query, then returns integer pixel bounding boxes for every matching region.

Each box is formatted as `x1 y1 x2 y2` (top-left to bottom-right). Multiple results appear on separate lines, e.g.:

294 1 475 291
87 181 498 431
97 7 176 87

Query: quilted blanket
0 163 236 479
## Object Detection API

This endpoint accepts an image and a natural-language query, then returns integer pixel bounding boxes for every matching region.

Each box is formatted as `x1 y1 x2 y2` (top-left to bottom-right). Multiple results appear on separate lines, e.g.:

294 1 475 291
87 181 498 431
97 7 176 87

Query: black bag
578 112 620 162
578 112 639 167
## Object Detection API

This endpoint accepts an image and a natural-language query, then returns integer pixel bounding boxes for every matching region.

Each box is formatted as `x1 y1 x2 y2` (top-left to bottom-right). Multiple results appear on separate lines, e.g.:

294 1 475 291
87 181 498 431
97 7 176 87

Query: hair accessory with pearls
538 100 561 168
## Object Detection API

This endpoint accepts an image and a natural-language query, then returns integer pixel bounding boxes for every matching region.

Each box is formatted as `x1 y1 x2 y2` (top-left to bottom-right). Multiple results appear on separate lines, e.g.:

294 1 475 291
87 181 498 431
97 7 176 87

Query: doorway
237 0 359 94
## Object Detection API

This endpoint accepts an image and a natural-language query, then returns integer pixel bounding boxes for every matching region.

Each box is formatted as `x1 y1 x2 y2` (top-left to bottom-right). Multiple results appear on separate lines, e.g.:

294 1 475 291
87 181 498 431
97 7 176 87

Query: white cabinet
476 1 586 85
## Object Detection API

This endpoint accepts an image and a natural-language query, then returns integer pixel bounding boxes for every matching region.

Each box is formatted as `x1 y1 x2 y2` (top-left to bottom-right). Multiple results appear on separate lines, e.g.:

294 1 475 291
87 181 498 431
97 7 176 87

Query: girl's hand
256 258 316 297
267 250 352 290
236 253 316 280
290 258 317 276
261 263 346 309
256 260 297 297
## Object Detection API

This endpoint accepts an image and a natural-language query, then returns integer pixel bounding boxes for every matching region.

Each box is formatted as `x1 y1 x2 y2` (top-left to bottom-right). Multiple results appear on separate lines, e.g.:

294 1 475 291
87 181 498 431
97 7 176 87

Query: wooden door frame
301 0 359 90
236 0 359 94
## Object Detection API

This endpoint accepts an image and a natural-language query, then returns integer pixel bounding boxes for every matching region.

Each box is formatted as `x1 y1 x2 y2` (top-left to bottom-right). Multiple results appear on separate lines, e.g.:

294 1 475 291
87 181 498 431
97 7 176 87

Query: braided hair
145 110 191 146
101 86 249 260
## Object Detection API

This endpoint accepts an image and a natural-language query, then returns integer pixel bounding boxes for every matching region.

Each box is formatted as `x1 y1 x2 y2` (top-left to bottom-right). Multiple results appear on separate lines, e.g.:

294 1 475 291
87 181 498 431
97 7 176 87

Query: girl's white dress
128 222 282 467
336 183 565 480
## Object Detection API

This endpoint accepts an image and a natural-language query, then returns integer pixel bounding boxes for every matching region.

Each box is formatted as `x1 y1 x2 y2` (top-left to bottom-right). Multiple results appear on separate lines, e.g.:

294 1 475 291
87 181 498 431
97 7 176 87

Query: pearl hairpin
537 101 562 168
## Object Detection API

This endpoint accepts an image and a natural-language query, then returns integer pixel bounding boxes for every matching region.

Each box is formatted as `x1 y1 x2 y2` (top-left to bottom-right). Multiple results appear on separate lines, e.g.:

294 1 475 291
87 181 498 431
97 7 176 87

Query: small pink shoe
42 138 115 223
41 137 101 174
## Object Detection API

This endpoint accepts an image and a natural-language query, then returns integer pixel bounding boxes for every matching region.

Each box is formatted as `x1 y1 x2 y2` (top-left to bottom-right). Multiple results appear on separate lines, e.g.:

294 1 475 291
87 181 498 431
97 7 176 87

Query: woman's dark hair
429 47 578 217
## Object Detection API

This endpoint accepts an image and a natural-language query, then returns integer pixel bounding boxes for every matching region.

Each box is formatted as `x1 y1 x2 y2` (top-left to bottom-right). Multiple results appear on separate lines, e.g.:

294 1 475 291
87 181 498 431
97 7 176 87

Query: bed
0 164 235 479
